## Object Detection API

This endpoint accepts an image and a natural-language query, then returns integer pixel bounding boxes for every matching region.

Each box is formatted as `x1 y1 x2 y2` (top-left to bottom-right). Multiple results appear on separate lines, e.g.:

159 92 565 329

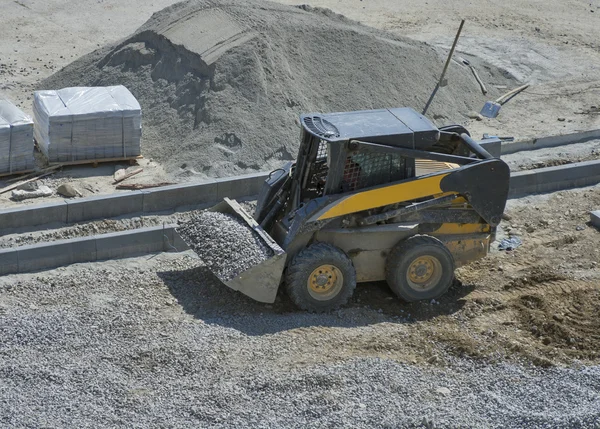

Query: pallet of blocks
0 99 35 176
33 85 142 163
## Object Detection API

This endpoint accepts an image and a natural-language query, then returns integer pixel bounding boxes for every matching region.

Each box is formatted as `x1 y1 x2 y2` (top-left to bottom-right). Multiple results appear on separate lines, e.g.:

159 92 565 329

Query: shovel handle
495 84 530 104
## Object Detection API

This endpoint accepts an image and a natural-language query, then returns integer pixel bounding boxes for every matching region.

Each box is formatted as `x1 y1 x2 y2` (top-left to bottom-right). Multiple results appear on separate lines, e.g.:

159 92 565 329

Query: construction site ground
1 0 600 427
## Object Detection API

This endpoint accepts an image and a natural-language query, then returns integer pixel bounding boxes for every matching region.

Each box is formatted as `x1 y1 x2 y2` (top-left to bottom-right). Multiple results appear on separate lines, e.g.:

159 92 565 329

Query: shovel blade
480 101 501 118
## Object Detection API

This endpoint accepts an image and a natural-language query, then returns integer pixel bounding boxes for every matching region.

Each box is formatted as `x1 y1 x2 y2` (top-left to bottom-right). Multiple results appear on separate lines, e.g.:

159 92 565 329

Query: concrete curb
3 158 600 276
508 159 600 198
0 224 189 276
502 129 600 155
0 171 269 234
0 144 599 236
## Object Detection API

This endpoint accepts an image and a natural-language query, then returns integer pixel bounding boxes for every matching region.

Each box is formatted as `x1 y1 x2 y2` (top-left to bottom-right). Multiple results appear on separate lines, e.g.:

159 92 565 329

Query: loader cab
254 107 460 230
292 107 441 205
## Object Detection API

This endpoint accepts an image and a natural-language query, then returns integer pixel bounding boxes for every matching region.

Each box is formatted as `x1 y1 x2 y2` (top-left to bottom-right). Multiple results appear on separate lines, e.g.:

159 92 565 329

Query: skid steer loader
186 107 509 312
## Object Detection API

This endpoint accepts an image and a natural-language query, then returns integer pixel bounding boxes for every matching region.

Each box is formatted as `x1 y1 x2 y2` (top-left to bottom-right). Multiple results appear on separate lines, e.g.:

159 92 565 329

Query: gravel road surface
1 253 599 428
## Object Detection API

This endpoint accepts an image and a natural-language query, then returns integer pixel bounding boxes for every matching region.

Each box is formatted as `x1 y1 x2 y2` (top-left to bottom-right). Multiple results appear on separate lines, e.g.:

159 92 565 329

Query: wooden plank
0 169 35 179
0 171 56 195
49 155 143 168
6 165 62 183
116 182 175 190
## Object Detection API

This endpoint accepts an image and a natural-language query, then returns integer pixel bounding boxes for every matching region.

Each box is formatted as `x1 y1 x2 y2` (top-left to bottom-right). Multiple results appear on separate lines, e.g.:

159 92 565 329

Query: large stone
11 185 53 201
57 183 80 198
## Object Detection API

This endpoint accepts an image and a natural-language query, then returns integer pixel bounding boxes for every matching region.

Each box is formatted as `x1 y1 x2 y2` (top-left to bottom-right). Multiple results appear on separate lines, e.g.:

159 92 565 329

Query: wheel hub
409 257 435 283
406 255 442 291
307 264 344 300
314 274 329 287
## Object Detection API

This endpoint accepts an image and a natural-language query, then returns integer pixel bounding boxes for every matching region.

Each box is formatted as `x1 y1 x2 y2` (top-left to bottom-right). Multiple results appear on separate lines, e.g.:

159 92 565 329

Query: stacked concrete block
0 99 35 174
33 85 141 162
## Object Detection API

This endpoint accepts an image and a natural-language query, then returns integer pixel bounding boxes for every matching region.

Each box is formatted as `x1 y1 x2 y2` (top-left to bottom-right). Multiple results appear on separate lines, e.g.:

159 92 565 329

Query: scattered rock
468 111 484 121
11 185 53 201
16 181 39 191
435 387 451 396
113 168 128 182
57 183 81 198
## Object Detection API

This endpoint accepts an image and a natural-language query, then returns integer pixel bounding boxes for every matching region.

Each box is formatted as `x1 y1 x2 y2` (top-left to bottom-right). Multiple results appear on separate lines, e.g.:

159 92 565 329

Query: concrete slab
66 192 144 224
0 248 18 275
591 211 600 228
479 139 502 158
216 172 268 201
17 236 97 272
502 129 600 155
0 201 67 231
95 226 166 260
142 180 218 213
509 160 600 198
163 225 190 252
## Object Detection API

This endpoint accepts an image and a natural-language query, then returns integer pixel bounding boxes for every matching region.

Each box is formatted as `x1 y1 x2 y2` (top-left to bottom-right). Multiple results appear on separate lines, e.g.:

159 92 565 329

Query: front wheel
285 243 356 312
385 235 455 302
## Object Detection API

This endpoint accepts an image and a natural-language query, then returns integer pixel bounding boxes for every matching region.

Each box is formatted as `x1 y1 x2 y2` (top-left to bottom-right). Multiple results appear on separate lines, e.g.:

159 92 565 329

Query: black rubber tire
285 243 356 312
385 235 455 302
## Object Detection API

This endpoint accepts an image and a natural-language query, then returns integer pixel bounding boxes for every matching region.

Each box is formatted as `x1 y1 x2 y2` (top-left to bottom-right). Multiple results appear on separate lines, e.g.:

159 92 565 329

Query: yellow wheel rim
406 255 443 292
307 264 344 301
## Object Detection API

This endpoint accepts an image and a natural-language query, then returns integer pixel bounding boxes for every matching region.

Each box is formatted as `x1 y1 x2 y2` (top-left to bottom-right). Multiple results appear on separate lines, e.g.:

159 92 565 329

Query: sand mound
42 0 508 178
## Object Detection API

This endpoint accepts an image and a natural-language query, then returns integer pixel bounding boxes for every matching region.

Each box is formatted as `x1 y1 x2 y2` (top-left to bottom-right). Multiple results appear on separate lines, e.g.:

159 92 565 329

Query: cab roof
300 107 440 149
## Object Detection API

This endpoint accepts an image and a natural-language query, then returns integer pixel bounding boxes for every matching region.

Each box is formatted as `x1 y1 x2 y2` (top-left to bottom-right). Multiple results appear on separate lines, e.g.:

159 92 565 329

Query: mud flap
207 197 287 303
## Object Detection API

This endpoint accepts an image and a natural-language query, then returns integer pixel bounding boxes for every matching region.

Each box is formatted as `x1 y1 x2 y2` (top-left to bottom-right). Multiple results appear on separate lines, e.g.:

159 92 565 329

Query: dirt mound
41 0 508 178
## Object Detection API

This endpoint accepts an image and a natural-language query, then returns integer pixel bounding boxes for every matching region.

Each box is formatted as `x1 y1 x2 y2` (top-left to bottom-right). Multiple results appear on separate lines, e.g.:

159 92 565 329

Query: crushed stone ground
1 253 600 428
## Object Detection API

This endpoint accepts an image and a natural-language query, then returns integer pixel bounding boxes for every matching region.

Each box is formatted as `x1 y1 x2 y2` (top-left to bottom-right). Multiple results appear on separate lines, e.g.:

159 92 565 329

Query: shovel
480 84 530 118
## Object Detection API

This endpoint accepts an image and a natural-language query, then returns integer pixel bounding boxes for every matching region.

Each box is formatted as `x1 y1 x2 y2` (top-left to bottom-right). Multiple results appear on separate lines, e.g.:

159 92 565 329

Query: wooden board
0 169 35 179
49 155 143 168
0 170 57 195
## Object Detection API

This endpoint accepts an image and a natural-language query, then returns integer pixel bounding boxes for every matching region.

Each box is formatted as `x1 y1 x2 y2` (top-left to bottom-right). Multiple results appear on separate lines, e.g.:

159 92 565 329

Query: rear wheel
385 235 455 302
285 243 356 312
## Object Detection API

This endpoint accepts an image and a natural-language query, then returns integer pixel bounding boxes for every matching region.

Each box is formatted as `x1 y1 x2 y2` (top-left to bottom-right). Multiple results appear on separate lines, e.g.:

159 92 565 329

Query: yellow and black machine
201 107 509 312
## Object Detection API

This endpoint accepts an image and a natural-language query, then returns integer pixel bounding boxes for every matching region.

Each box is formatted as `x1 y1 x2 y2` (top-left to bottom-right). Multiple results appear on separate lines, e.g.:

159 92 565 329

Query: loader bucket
205 197 287 303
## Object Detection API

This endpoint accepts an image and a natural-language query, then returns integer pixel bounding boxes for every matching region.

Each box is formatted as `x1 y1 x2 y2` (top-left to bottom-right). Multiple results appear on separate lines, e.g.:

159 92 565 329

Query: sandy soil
1 0 599 208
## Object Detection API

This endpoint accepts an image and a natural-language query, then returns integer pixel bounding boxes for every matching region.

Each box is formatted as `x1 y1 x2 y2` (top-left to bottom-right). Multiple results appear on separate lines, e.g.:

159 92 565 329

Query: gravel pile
177 210 273 281
41 0 510 178
1 253 599 428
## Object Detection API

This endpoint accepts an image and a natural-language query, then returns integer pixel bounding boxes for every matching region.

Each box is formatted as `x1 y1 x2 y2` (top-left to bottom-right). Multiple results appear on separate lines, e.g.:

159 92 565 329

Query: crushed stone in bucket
176 211 274 282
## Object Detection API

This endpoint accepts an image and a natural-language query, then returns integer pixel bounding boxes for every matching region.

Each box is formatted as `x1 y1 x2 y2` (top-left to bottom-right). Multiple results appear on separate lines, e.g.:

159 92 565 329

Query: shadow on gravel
158 266 472 336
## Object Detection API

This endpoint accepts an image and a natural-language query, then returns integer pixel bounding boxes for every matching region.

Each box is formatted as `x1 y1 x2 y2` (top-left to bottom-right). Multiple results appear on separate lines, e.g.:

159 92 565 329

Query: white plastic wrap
33 85 142 162
0 99 35 174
